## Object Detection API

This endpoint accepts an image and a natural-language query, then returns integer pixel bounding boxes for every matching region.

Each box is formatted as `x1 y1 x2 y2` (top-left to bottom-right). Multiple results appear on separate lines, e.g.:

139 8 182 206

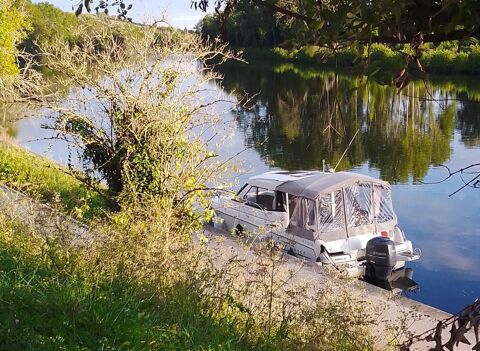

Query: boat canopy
275 172 396 242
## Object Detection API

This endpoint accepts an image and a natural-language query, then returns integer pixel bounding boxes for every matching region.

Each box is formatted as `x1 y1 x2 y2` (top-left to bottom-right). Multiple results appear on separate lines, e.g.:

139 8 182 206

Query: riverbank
0 140 380 350
1 179 477 351
241 44 480 76
0 140 109 219
2 141 479 350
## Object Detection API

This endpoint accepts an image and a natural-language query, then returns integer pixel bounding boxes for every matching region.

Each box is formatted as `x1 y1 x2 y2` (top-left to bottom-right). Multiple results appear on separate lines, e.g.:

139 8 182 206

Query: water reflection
0 103 24 138
456 93 480 147
217 63 480 183
2 61 480 313
215 62 480 313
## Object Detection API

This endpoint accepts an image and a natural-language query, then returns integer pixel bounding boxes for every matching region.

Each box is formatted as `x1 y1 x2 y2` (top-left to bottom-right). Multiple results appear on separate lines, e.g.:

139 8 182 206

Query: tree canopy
21 1 78 55
0 0 31 76
193 0 480 46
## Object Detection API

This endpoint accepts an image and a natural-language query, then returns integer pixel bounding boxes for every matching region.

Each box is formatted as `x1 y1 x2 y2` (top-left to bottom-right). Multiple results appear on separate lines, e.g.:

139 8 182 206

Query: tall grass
0 203 377 350
0 217 252 350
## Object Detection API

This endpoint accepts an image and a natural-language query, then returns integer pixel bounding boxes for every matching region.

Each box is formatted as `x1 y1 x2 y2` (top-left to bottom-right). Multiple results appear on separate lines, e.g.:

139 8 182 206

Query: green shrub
242 47 294 62
423 49 455 73
336 47 362 67
467 47 480 74
296 45 320 62
368 44 403 71
242 41 480 75
452 52 469 74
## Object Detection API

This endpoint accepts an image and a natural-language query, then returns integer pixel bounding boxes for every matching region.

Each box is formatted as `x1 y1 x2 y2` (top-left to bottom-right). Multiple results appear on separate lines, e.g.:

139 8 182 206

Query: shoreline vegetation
2 1 479 350
0 141 109 219
239 43 480 76
196 5 480 77
0 142 378 351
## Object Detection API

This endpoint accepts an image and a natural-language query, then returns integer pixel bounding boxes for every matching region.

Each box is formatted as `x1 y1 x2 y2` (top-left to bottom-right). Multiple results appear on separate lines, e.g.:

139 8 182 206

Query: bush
368 44 403 72
241 42 480 75
0 0 31 76
336 47 362 67
296 45 321 62
467 46 480 74
423 49 456 73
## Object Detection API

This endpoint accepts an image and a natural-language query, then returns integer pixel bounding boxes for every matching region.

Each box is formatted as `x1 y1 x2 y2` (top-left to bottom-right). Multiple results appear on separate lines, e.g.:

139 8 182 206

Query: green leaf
311 19 325 31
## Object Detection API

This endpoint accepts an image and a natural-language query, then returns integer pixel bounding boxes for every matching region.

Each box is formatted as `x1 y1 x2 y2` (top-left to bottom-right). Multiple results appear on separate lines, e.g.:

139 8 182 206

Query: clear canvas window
374 185 394 223
289 195 316 231
318 190 345 233
344 183 373 228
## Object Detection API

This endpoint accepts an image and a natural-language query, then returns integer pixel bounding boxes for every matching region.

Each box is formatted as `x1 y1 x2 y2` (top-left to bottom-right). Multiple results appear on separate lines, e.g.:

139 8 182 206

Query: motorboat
211 170 421 282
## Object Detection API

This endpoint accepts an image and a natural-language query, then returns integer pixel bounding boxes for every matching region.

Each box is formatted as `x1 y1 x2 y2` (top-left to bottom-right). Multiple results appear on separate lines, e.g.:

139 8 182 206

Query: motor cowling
365 237 397 281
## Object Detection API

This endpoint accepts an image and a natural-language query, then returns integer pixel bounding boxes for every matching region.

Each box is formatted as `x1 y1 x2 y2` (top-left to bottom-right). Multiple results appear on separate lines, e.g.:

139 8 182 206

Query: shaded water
3 62 480 314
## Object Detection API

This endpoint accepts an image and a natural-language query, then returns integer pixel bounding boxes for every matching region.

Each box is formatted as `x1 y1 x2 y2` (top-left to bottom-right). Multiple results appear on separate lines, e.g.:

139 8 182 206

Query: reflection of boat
212 170 421 282
363 267 419 292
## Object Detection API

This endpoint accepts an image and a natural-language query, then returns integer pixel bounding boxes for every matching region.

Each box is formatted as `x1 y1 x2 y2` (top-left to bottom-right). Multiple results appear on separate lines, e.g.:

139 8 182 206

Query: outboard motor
365 237 397 281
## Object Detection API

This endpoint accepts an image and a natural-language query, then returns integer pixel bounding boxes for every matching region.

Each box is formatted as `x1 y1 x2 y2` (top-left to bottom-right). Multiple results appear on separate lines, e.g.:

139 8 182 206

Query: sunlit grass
0 218 253 350
243 44 480 75
0 142 110 219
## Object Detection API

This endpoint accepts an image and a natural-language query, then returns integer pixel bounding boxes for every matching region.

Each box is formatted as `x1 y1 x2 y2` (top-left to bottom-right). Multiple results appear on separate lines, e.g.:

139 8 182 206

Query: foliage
194 0 480 79
241 43 480 75
0 202 377 350
21 1 78 56
0 0 31 76
194 0 480 46
74 0 133 21
423 46 480 75
0 141 109 219
196 3 282 47
367 44 403 72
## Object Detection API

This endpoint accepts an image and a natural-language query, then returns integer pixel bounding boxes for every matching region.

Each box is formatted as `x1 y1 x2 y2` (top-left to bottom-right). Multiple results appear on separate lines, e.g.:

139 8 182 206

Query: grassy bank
0 217 254 350
242 43 480 75
0 209 376 351
0 142 109 219
0 140 377 350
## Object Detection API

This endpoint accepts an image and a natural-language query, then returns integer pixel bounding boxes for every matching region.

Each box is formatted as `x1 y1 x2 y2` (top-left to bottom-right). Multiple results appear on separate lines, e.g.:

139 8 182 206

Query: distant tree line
195 3 283 47
193 0 480 47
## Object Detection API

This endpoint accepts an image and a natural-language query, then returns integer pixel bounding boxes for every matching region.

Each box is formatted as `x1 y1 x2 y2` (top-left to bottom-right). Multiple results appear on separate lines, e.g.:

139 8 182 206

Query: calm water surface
5 62 480 314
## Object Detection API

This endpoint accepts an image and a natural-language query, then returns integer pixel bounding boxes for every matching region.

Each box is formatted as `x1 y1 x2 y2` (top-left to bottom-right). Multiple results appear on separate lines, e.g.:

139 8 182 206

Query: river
3 61 480 314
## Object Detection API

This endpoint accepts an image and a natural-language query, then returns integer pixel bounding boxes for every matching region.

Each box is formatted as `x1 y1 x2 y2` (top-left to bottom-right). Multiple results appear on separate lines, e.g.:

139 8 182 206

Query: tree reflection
217 63 479 183
0 103 24 138
456 92 480 148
